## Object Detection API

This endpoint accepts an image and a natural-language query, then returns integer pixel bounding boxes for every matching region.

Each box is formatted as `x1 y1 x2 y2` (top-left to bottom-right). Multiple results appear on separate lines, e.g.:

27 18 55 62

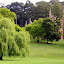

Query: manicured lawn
0 57 64 64
30 41 64 58
0 40 64 64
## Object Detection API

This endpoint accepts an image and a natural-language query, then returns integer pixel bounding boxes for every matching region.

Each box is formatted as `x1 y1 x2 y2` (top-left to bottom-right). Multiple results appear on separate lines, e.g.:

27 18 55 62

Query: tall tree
6 2 24 26
0 8 30 60
32 1 51 20
51 1 63 31
50 0 59 4
6 1 35 26
24 0 35 22
42 17 60 44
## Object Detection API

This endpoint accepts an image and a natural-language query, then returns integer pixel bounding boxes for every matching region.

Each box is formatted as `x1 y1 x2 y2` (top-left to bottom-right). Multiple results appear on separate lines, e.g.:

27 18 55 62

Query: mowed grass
0 57 64 64
0 39 64 64
30 40 64 58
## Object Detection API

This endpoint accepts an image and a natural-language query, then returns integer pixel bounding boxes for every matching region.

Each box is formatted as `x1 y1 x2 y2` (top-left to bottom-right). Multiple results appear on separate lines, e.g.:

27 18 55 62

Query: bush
15 25 25 32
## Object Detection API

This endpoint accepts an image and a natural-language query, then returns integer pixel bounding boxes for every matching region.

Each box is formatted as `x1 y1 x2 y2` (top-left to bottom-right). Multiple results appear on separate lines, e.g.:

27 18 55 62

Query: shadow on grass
31 40 64 48
1 59 22 61
41 42 64 48
1 57 24 61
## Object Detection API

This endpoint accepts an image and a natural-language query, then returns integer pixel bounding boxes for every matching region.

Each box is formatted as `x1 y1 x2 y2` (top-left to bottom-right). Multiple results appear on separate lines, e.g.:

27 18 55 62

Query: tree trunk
0 55 3 60
20 19 23 27
16 17 17 25
37 39 39 42
37 37 39 42
47 39 49 44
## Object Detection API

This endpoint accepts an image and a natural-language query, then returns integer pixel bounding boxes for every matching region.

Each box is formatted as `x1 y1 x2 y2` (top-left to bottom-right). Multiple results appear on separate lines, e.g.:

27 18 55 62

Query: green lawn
0 40 64 64
0 57 64 64
30 40 64 58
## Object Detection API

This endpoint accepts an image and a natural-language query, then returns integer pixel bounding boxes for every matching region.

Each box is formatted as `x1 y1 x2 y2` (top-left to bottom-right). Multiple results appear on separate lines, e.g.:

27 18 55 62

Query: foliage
30 18 44 37
24 0 35 21
0 14 30 59
0 8 16 21
26 17 60 43
6 0 64 27
15 25 25 32
25 18 44 42
6 1 51 26
34 1 51 19
51 1 62 18
42 17 60 44
25 24 32 31
0 13 3 18
50 0 59 4
0 17 15 30
15 31 30 57
0 27 30 57
51 1 63 31
6 2 24 26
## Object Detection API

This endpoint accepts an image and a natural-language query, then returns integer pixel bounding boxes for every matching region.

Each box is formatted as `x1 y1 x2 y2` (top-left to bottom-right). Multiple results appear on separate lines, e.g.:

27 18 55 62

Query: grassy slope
30 40 64 58
0 40 64 64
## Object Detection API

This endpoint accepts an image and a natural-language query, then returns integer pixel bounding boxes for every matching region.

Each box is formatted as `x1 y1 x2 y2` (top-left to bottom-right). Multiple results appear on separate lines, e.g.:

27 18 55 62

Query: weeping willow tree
0 8 30 60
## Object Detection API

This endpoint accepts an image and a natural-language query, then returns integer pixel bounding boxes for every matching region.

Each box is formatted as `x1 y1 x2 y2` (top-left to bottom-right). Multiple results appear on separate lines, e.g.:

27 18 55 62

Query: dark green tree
32 1 51 20
6 2 24 26
43 17 60 44
24 0 35 21
6 1 35 26
6 1 52 27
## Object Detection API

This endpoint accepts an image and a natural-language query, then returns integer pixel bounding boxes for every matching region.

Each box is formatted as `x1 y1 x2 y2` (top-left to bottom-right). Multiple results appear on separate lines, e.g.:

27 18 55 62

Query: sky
0 0 64 5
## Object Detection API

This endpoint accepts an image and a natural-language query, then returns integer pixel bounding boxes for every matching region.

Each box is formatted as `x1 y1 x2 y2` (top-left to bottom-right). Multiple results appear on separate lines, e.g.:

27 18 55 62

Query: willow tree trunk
0 55 3 60
37 39 39 42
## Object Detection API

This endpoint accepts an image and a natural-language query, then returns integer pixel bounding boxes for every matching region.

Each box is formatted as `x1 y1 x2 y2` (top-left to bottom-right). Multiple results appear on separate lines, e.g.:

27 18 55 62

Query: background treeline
6 0 64 27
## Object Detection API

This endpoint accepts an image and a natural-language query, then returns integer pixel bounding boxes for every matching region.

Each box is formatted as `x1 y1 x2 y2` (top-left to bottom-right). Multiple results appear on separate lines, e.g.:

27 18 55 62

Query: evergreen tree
43 17 60 44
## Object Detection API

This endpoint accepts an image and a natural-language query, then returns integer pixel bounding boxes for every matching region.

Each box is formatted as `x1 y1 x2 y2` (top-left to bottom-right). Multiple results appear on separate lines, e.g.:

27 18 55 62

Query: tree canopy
25 18 44 42
51 1 63 32
0 8 17 21
51 1 62 19
25 17 60 43
0 8 30 60
42 17 60 44
6 0 64 27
